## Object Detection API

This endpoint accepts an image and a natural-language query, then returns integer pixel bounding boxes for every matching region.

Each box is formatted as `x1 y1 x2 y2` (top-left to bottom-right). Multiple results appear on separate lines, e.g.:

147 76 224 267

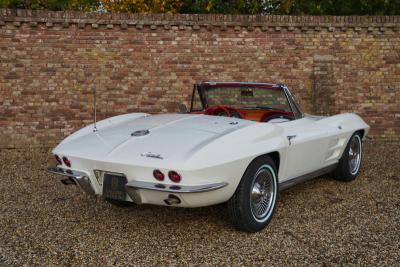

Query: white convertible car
48 82 369 232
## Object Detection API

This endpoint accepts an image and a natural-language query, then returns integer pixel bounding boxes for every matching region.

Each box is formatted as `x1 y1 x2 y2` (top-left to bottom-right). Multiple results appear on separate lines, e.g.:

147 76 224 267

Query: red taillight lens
168 171 181 183
55 155 62 165
153 169 165 181
62 156 71 167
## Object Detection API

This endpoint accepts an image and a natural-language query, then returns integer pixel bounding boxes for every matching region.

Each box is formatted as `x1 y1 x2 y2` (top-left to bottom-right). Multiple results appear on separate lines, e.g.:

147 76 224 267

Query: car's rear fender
56 113 148 147
184 123 288 197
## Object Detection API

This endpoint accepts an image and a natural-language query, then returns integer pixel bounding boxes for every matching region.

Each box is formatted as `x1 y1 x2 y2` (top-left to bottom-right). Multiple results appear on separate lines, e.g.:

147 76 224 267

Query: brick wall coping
1 8 399 31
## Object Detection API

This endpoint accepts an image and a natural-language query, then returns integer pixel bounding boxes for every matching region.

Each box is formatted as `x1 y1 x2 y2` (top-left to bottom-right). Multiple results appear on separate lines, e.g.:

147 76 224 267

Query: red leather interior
194 105 294 122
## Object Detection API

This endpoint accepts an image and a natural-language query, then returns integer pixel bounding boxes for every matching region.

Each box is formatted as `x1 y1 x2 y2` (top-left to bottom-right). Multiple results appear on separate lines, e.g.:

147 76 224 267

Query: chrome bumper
125 180 228 193
48 166 228 205
47 166 95 195
125 180 228 204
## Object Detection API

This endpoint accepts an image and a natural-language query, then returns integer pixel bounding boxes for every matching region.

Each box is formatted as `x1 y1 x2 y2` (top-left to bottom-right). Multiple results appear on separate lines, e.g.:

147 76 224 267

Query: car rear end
48 151 249 207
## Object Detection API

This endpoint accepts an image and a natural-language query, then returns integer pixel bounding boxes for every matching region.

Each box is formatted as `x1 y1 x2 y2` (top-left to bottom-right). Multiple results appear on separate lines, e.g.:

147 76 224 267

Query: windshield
201 86 292 112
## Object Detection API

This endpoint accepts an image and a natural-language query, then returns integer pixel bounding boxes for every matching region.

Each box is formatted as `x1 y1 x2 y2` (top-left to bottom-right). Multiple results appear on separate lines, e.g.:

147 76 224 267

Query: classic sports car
48 82 370 232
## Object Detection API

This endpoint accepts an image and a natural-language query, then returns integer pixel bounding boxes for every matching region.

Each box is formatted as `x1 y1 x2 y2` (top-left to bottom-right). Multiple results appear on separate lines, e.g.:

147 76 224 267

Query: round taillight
168 171 181 183
62 156 71 167
55 155 62 165
153 169 165 181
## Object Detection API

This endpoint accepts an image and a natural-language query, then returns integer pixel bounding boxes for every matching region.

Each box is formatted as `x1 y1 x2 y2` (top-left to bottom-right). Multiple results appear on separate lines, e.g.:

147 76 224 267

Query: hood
54 114 255 165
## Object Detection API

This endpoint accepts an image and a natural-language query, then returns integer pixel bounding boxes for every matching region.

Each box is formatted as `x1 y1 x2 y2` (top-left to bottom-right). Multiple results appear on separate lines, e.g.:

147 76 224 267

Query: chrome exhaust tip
164 194 181 205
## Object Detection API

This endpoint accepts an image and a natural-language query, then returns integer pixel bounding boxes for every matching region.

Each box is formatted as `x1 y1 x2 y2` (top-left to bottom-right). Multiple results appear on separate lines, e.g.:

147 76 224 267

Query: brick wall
0 9 399 148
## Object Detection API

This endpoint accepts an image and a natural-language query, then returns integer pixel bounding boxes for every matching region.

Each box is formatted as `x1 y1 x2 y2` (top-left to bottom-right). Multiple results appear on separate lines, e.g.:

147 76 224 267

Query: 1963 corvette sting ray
48 82 370 232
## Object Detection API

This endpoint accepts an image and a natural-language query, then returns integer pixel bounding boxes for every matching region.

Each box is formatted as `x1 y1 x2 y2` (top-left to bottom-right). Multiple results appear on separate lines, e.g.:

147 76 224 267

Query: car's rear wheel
105 198 136 207
228 156 278 232
334 132 363 182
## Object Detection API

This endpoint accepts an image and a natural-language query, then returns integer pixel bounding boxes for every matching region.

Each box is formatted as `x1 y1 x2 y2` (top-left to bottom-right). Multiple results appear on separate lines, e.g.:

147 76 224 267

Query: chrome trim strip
47 166 95 195
279 164 337 191
125 180 228 193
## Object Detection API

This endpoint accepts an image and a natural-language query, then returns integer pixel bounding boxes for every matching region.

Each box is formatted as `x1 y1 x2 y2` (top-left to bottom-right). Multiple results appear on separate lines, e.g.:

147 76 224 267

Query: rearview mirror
178 103 188 113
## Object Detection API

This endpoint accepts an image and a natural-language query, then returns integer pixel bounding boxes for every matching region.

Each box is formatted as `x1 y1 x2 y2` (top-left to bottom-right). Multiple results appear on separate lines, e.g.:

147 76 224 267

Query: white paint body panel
52 112 369 207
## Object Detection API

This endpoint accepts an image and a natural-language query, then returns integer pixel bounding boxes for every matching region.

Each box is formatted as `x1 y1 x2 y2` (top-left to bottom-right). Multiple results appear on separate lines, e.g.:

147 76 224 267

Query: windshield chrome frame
190 83 304 119
281 84 303 119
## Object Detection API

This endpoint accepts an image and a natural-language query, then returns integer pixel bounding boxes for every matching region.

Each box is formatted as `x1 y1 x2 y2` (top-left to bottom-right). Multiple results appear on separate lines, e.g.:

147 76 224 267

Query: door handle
287 135 296 145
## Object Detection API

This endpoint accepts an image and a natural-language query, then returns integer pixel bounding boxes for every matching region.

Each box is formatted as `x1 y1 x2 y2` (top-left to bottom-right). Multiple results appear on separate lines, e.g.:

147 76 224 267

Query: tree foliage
179 0 267 14
101 0 182 13
277 0 400 15
0 0 399 15
0 0 100 11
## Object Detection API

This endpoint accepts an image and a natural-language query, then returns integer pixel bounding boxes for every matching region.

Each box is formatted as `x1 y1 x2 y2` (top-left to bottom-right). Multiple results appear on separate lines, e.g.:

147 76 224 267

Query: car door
278 116 338 182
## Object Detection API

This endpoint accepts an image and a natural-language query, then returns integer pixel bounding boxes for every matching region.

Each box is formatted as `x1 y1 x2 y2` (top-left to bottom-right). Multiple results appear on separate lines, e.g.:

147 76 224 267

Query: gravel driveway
0 142 399 266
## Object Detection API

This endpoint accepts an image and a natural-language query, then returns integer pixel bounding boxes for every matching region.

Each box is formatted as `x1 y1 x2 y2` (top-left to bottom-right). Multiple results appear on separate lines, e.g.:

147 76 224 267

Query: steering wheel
263 113 294 122
204 105 244 119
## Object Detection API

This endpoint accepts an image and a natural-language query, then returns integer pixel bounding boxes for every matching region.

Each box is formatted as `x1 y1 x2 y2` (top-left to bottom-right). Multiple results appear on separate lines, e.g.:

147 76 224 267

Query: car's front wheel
228 156 279 232
334 132 363 182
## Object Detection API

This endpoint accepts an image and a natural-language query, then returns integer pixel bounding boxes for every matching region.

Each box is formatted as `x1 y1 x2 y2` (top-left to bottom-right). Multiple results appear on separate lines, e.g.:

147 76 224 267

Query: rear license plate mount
102 173 127 201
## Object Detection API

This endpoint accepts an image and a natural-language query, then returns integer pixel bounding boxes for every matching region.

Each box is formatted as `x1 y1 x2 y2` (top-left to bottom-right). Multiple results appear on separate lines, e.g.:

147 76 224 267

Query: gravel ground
0 142 399 266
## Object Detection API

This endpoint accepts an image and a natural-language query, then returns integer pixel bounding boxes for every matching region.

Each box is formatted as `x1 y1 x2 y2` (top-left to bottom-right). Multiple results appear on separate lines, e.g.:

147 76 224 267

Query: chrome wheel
250 165 277 222
349 135 362 175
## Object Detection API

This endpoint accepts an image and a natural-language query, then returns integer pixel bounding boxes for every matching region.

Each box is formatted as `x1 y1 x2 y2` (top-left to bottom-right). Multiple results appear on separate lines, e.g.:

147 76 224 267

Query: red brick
0 9 399 147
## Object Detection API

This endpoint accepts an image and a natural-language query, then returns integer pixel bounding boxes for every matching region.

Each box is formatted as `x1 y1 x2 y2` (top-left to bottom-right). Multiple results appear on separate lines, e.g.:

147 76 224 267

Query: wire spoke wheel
348 135 362 175
333 132 363 182
228 156 278 232
250 166 276 221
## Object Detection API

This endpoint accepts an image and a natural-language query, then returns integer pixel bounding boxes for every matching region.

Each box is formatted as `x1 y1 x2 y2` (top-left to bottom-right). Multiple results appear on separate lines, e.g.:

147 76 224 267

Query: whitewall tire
228 156 278 232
